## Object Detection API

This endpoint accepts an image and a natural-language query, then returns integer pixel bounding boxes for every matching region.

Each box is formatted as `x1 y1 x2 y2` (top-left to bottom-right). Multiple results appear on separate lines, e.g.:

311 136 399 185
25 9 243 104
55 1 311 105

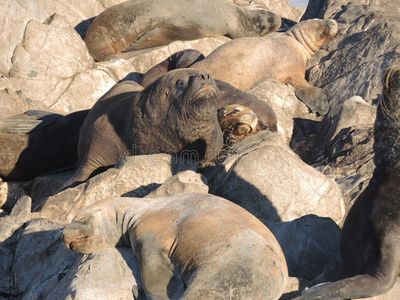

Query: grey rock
265 214 341 280
36 154 196 222
0 245 13 295
0 180 31 212
0 196 31 243
202 131 345 223
146 170 208 198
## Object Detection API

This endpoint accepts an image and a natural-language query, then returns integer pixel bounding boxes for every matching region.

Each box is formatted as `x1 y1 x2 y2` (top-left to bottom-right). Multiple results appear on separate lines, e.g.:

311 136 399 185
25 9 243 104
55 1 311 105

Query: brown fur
62 193 288 299
61 69 223 190
84 0 281 61
190 19 339 115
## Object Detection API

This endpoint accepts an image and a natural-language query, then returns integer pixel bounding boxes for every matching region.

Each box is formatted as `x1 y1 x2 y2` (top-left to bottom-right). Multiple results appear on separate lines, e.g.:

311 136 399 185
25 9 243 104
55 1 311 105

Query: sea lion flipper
294 86 329 116
0 119 43 134
287 75 329 115
134 234 183 298
123 26 176 51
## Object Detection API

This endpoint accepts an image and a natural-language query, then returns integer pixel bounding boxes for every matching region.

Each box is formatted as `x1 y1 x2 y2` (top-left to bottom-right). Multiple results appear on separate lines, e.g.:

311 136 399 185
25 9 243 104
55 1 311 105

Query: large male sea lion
61 69 223 190
293 66 400 299
190 19 339 115
84 0 281 61
141 49 278 132
62 193 288 299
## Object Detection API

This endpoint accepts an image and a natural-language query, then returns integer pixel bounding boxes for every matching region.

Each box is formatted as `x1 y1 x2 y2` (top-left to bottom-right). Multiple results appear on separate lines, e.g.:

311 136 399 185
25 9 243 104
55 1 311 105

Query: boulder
202 131 345 223
146 170 209 198
266 214 341 280
35 154 197 222
0 196 31 243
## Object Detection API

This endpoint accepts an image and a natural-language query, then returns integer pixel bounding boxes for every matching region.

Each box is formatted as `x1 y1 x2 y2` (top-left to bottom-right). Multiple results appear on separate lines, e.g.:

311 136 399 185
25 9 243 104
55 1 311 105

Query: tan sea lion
141 49 278 132
293 66 400 299
62 193 288 299
218 104 260 145
190 18 339 115
84 0 281 61
60 69 223 190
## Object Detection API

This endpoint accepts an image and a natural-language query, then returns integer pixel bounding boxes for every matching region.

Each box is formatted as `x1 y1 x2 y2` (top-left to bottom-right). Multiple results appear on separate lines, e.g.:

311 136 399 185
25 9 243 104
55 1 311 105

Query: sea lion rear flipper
123 26 177 51
0 119 43 134
288 75 329 115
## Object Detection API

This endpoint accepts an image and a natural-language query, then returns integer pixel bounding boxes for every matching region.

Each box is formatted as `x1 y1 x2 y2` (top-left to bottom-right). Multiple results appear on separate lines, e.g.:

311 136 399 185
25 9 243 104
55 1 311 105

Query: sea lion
218 104 260 145
141 49 278 132
61 69 223 190
293 66 400 299
84 0 281 61
62 193 288 299
189 18 339 115
0 110 88 181
0 81 143 182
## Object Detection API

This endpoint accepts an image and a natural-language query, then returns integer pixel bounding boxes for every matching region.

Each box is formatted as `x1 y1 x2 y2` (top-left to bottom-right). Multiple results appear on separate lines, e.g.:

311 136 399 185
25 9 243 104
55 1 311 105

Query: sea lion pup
141 49 278 132
62 193 288 299
218 104 260 145
0 110 89 181
60 69 223 190
190 18 339 115
84 0 281 61
293 66 400 299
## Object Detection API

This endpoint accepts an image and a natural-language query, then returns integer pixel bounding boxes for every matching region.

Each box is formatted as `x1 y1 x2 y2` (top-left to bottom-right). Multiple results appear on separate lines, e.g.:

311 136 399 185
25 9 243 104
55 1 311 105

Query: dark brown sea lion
62 193 288 299
141 49 278 132
61 69 223 190
0 110 88 181
293 66 400 299
190 19 339 115
218 104 260 145
84 0 281 61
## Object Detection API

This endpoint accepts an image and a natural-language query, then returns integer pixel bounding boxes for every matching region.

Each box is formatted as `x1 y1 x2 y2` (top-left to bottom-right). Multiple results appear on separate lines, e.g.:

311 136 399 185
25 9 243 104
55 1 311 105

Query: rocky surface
1 0 400 299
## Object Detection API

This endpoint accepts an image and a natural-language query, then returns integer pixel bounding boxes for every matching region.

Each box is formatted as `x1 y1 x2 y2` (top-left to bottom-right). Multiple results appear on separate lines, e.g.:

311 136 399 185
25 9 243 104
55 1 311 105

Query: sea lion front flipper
0 119 43 134
123 26 178 51
133 233 184 299
287 75 329 116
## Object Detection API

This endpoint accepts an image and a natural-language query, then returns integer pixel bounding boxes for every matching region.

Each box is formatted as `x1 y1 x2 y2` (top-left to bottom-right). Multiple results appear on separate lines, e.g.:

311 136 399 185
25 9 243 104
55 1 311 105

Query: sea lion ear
165 89 170 96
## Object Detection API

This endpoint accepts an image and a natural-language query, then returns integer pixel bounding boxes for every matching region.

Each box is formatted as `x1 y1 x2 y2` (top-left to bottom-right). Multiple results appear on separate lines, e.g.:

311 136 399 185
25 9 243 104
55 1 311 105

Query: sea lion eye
176 77 189 91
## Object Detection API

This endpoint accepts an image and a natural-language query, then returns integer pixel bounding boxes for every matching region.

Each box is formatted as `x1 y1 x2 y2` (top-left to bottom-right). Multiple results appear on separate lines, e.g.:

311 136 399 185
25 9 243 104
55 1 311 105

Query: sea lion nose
197 72 211 81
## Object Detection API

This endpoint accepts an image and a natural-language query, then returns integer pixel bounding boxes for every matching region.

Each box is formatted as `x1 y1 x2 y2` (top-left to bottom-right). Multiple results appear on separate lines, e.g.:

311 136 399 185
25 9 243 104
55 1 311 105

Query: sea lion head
248 9 281 36
141 68 220 121
218 104 259 146
62 204 117 254
287 18 338 55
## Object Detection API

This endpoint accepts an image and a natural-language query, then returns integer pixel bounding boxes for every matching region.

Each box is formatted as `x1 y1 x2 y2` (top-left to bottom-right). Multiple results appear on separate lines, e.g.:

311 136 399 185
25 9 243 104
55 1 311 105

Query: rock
0 196 32 243
0 181 31 212
301 0 400 20
249 79 322 142
10 14 93 79
266 214 341 280
202 131 345 223
30 171 74 202
35 154 196 222
0 245 13 295
146 170 209 198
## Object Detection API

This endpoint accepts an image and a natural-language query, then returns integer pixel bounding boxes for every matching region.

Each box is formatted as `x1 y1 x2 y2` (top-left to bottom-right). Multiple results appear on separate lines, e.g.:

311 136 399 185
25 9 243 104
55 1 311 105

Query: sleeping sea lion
60 69 223 190
293 66 400 299
84 0 281 61
141 49 278 132
190 18 339 115
62 193 288 299
218 104 260 145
